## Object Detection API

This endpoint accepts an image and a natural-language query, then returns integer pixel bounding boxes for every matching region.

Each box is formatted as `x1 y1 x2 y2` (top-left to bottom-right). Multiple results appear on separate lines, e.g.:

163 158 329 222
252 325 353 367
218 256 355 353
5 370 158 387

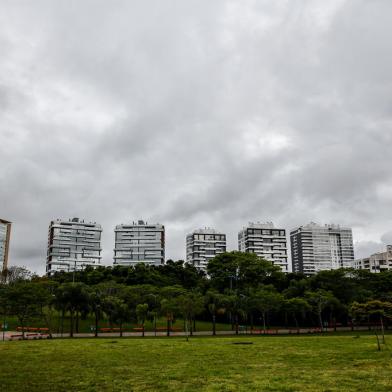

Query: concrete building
46 218 102 275
114 220 165 266
290 222 354 275
0 218 11 277
353 245 392 273
186 228 226 271
238 222 289 272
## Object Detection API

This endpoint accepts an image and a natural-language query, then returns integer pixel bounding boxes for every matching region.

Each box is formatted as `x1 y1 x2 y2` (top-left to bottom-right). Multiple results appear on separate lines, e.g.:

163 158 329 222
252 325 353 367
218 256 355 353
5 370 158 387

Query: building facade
0 218 11 277
186 228 226 271
46 218 102 275
353 245 392 273
290 222 354 275
238 222 289 272
114 220 165 266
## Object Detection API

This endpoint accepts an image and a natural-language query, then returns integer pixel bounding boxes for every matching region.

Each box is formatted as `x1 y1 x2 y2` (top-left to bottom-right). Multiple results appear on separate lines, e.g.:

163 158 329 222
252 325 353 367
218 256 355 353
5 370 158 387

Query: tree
136 303 149 337
102 296 131 337
54 283 89 337
6 282 43 338
224 292 248 335
207 252 282 293
88 286 105 337
205 290 228 335
176 291 205 341
160 286 186 336
3 266 32 284
305 289 339 331
284 297 311 328
251 286 283 331
350 300 392 342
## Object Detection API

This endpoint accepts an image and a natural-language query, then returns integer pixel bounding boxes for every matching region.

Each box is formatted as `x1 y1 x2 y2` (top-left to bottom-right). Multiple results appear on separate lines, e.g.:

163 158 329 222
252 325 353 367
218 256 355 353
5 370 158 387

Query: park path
2 326 372 341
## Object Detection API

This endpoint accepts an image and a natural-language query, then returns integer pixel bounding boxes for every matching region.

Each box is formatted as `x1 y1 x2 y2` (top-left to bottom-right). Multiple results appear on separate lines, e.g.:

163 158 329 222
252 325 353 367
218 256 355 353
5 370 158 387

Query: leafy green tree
6 282 44 338
207 252 282 293
102 296 131 337
251 286 283 331
160 285 186 336
350 300 392 339
136 303 149 337
88 285 106 337
305 289 339 331
54 282 89 337
284 297 311 328
176 291 205 340
224 293 248 335
205 290 229 335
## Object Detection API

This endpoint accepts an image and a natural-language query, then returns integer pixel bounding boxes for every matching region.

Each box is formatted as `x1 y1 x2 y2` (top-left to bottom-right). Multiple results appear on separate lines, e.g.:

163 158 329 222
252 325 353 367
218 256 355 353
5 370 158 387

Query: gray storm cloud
1 0 392 274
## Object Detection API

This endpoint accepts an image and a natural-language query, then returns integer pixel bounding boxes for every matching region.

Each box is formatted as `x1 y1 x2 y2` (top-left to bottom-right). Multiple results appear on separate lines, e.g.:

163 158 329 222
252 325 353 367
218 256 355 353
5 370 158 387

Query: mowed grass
1 334 392 391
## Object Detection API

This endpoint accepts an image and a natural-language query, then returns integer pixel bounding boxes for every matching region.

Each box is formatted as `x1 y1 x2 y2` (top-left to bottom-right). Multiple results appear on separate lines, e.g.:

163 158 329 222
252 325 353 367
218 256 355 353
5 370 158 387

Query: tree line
1 252 392 338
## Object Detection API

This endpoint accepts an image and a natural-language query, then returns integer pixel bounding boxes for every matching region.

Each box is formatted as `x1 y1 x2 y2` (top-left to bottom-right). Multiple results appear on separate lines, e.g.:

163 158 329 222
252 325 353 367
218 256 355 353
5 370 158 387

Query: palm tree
205 290 228 336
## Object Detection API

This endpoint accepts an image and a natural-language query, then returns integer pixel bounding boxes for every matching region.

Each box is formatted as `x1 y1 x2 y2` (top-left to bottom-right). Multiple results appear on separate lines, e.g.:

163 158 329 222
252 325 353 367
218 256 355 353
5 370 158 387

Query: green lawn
1 334 391 391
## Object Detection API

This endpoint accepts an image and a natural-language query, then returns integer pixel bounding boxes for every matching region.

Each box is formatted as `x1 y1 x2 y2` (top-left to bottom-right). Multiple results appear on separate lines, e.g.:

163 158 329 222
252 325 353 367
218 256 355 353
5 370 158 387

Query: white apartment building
46 218 102 275
114 220 165 266
186 228 226 271
353 245 392 273
0 218 11 276
238 222 289 272
290 222 354 275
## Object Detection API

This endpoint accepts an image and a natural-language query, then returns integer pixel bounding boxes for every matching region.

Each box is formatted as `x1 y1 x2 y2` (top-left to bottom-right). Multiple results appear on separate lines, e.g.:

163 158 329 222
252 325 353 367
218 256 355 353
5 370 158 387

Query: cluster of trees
1 252 392 338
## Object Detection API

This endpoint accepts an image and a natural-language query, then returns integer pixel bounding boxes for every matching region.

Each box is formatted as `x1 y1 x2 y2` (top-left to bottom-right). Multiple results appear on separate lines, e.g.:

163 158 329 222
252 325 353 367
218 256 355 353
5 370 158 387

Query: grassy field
1 334 391 391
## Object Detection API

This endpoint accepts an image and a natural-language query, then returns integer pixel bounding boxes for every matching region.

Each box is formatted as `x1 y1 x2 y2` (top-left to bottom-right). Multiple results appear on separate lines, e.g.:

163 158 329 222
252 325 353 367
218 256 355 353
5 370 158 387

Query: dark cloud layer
1 1 392 274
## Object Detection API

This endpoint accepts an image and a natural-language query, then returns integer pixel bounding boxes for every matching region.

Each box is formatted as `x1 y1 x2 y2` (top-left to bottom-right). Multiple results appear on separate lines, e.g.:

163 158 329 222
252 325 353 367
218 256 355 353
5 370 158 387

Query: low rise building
353 246 392 273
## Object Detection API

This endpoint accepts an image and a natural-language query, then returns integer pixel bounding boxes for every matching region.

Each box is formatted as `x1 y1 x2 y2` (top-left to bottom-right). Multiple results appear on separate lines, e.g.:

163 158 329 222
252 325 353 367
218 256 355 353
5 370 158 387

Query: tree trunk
250 313 254 334
318 307 323 332
235 314 239 335
185 318 189 342
212 314 216 336
94 311 99 337
167 317 170 337
294 314 299 329
120 323 123 338
76 311 79 333
61 309 64 337
193 318 196 333
284 311 288 328
70 309 74 338
262 312 266 332
20 318 25 339
142 324 145 337
380 316 385 344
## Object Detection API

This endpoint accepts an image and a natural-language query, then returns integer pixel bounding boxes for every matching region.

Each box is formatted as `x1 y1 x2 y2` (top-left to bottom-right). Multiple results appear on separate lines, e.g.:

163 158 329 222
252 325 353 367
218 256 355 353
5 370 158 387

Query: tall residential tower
46 218 102 275
114 220 165 266
290 222 354 275
186 228 226 271
0 218 11 278
238 222 288 272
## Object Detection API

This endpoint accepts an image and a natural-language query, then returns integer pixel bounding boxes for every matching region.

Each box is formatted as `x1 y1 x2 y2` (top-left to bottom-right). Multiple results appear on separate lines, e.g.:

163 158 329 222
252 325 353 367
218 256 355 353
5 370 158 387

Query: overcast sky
1 0 392 275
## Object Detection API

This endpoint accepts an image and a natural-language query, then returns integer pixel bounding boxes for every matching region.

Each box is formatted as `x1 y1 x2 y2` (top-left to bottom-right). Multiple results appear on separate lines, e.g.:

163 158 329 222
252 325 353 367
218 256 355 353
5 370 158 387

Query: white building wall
46 218 102 275
114 220 165 266
186 228 226 271
238 222 288 272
